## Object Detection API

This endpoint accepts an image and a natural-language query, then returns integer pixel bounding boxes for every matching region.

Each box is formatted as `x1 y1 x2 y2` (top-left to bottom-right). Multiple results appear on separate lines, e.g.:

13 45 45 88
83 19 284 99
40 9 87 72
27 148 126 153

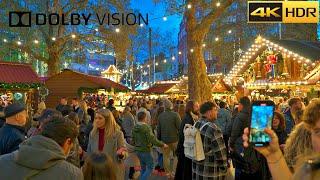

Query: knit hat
4 103 26 118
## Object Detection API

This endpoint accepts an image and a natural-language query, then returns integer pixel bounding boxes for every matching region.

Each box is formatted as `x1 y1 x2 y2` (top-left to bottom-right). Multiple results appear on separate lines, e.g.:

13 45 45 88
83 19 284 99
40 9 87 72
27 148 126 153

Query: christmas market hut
0 61 42 110
224 36 320 100
137 81 183 99
44 69 129 108
101 65 122 83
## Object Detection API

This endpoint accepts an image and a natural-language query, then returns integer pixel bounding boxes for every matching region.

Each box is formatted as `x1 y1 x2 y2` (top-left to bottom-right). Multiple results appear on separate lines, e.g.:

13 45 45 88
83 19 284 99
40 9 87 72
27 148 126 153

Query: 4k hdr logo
248 1 319 23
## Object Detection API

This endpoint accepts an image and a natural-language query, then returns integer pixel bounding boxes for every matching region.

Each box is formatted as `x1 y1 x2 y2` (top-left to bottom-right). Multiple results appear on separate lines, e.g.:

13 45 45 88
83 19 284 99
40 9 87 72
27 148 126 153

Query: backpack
183 121 210 161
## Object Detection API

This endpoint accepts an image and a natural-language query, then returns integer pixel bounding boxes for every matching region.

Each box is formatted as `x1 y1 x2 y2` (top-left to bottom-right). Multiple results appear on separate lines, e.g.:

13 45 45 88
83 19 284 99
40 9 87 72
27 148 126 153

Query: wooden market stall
101 65 122 83
44 69 129 108
224 36 320 100
0 61 42 113
136 81 185 99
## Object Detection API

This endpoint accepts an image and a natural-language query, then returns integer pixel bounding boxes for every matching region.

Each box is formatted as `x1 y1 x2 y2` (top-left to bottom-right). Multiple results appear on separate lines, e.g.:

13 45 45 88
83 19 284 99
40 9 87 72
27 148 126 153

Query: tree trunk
186 3 212 104
47 51 60 76
187 40 213 104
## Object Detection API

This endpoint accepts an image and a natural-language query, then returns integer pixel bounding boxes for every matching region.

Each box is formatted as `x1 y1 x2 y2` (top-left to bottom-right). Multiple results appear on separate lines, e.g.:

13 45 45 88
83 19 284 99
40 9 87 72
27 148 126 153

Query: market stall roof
212 78 232 93
137 82 178 94
47 69 129 91
101 65 122 75
271 39 320 61
0 61 41 84
225 36 320 85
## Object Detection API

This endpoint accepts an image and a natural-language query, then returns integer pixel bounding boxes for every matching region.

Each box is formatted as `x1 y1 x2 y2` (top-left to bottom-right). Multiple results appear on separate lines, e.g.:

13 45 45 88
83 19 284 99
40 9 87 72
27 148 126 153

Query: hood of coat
133 122 149 133
14 135 66 170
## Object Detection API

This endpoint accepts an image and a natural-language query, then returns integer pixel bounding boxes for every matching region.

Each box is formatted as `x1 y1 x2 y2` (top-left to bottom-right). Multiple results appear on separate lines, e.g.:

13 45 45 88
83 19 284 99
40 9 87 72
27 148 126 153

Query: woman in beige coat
87 108 127 180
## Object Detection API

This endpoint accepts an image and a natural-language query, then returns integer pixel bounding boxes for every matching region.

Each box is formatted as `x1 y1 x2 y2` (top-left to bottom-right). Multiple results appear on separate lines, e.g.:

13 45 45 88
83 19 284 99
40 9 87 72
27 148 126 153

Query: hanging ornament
13 92 23 101
38 86 49 101
267 55 277 64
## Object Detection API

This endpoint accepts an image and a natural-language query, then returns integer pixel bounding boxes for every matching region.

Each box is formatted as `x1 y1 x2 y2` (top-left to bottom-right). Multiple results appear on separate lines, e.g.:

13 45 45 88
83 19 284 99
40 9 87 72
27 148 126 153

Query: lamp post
147 64 151 84
153 54 155 83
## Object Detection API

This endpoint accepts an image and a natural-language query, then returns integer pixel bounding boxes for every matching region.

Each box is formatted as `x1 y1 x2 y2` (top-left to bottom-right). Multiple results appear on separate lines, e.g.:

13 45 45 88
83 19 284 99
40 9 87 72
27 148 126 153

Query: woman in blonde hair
79 100 89 124
87 109 127 180
284 122 313 172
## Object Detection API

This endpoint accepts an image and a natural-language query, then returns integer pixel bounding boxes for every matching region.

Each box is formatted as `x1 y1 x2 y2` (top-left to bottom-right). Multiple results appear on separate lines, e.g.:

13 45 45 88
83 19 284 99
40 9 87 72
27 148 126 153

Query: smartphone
249 100 275 147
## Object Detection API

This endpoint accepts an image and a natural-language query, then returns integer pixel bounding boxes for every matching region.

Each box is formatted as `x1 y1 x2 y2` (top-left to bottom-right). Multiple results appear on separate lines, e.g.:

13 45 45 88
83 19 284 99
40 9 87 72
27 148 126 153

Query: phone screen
249 102 274 146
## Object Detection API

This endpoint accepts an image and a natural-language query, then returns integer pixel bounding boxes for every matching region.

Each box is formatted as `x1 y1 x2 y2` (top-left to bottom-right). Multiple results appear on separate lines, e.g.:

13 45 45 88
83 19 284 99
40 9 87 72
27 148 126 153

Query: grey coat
87 129 126 180
0 135 83 180
121 112 135 138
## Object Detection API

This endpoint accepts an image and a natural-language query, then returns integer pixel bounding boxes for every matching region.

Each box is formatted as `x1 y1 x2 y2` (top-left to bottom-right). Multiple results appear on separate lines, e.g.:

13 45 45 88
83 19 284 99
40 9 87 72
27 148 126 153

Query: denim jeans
136 152 154 180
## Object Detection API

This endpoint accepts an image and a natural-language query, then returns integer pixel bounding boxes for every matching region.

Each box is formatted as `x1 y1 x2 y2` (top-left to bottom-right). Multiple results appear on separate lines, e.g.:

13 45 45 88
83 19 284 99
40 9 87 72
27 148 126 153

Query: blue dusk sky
130 0 183 45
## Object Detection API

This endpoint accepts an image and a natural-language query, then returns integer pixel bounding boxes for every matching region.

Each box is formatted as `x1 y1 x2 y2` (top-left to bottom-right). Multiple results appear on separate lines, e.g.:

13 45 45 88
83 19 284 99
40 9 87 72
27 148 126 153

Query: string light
216 2 221 7
224 36 317 85
34 40 39 44
178 51 182 55
187 4 192 9
215 37 219 41
95 28 99 32
163 17 167 21
52 37 56 41
202 43 206 47
115 28 120 33
17 41 22 45
190 49 194 53
3 39 7 43
71 34 76 38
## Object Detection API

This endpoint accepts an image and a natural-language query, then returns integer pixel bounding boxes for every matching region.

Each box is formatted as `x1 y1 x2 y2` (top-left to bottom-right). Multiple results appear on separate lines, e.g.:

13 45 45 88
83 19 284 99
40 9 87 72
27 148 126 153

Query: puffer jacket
0 123 26 155
0 135 83 180
229 108 250 153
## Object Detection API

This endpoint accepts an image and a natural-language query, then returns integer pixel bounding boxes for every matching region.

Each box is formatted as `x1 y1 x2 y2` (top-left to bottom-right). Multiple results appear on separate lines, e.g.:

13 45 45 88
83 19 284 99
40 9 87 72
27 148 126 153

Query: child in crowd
82 152 117 180
132 111 167 180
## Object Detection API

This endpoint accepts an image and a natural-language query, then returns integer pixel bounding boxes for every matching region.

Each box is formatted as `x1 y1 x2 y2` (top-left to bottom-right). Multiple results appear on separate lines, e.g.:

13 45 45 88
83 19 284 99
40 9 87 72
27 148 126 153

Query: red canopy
0 62 41 84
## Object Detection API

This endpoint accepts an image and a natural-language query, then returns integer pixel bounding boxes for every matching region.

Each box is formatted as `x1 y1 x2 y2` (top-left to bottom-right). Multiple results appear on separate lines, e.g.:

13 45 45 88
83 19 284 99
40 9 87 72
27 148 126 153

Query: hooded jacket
132 122 164 152
0 135 83 180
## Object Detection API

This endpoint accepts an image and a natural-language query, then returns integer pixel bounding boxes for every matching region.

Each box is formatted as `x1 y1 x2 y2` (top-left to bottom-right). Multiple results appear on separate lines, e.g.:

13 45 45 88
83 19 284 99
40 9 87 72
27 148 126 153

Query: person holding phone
242 98 320 180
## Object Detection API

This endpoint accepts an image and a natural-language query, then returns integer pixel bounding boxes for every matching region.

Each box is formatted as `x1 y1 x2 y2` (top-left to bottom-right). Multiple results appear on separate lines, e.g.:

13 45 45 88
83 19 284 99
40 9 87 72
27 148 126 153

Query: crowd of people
0 94 320 180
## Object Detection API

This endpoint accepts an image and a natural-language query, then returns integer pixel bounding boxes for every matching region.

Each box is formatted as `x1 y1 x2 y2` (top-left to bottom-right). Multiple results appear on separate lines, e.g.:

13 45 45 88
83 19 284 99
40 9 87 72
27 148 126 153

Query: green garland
77 86 129 97
0 82 42 90
77 87 98 97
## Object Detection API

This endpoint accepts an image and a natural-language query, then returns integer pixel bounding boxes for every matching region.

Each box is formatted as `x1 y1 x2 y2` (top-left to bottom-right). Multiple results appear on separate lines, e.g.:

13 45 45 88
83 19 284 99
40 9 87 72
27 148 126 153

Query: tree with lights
184 0 234 103
0 0 136 76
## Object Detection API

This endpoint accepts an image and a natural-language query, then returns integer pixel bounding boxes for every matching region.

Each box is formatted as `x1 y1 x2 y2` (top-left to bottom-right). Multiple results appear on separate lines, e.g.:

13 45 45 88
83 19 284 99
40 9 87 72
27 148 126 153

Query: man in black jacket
230 97 251 153
0 103 27 155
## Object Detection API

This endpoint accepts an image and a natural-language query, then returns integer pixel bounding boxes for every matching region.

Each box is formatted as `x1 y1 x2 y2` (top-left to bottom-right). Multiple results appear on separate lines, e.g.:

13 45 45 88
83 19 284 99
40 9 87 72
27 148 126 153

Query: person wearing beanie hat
0 103 27 155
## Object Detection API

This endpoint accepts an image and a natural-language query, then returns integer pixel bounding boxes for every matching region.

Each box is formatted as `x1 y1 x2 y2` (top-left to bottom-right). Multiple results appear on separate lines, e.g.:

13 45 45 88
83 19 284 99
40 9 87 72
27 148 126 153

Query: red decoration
267 55 277 64
265 64 272 73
